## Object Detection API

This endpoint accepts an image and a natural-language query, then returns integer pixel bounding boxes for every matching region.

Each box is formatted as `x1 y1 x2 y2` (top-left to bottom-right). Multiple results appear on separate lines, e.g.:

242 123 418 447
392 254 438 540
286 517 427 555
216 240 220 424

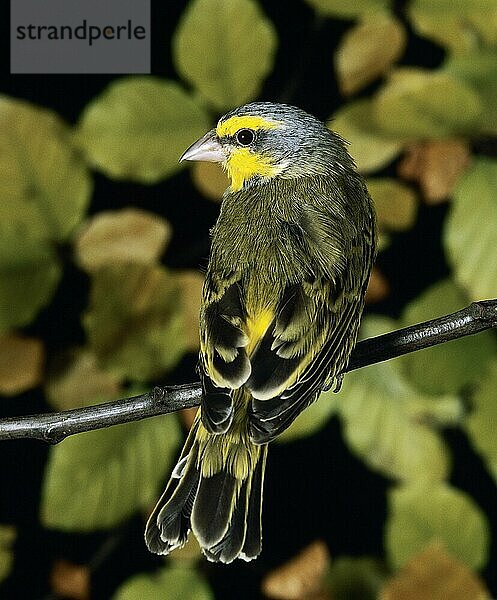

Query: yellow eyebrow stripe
216 115 283 138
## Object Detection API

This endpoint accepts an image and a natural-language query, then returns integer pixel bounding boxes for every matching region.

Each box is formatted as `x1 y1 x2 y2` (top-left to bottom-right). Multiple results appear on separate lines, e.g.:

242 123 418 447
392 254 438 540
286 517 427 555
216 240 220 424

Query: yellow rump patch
216 115 283 138
246 308 274 355
225 148 277 191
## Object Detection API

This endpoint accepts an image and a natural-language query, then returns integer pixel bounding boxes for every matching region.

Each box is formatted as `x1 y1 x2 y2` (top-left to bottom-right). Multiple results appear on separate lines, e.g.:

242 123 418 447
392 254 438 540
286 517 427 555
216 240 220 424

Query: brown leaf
50 559 90 600
398 140 472 203
75 208 171 272
365 267 390 304
176 270 204 352
191 161 230 201
45 348 121 410
262 540 331 600
0 333 44 395
336 14 407 96
380 541 491 600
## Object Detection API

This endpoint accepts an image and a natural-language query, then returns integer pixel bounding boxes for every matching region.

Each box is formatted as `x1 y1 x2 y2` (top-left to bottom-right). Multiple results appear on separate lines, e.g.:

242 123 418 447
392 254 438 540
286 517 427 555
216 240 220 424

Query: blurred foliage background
1 0 497 598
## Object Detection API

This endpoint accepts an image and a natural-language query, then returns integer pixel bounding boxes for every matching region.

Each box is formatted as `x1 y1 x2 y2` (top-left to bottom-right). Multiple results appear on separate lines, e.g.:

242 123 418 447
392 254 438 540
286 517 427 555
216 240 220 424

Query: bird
145 102 377 563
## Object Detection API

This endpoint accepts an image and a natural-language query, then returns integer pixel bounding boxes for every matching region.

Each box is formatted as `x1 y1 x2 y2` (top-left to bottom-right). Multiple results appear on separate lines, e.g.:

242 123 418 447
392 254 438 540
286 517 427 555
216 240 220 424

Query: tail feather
145 412 267 563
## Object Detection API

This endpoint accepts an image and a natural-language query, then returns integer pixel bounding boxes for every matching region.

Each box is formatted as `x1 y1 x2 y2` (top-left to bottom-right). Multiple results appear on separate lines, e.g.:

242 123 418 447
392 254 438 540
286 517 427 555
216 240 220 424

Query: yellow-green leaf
75 208 171 273
0 96 92 241
173 0 277 111
0 200 61 331
325 557 385 600
336 316 450 481
329 99 404 173
41 412 181 531
399 279 497 395
445 51 497 135
465 358 497 486
373 68 482 138
385 481 489 571
76 78 210 183
409 0 497 55
305 0 392 19
366 178 417 231
381 541 491 600
444 158 497 300
113 565 213 600
83 263 185 381
335 14 406 96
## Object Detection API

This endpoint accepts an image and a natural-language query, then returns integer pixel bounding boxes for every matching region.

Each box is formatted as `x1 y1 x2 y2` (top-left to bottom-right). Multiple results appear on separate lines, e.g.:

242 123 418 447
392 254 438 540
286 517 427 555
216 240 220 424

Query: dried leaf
366 178 417 230
365 267 390 303
0 333 44 395
75 208 171 273
50 559 90 600
262 540 331 600
336 14 406 96
398 140 471 203
45 349 122 411
380 541 491 600
191 161 230 201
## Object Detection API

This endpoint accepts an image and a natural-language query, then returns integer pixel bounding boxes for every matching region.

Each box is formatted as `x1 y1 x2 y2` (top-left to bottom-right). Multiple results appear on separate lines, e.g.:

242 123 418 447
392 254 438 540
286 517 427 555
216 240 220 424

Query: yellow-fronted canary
145 102 377 563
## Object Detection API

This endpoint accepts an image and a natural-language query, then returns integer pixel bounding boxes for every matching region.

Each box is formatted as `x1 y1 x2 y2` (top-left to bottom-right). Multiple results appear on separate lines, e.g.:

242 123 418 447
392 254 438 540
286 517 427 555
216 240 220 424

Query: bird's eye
235 129 255 146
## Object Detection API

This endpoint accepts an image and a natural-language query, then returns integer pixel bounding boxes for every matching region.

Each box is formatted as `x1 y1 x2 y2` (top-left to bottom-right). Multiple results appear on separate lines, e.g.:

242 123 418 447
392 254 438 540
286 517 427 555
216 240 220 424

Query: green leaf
336 316 451 481
0 199 61 331
41 412 181 531
373 68 482 138
0 525 16 583
366 178 417 231
76 78 211 183
385 481 490 571
409 1 497 55
444 158 497 301
113 565 213 600
465 358 497 485
83 263 185 381
0 96 92 241
305 0 392 19
277 390 338 443
173 0 277 111
325 557 386 600
329 99 404 173
445 51 497 135
399 279 497 395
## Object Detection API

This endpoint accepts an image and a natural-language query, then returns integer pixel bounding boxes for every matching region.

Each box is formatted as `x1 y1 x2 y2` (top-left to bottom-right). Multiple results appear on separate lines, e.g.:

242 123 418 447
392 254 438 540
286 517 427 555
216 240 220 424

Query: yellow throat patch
216 115 284 192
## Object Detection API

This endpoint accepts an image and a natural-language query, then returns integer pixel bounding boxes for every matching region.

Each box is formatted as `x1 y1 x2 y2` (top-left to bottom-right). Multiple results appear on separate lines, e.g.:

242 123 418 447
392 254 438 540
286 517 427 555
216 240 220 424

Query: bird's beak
180 129 225 163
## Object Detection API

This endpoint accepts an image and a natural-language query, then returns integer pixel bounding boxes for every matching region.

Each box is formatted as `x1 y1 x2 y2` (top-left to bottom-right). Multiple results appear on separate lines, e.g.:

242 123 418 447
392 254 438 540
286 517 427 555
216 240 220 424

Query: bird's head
180 102 354 192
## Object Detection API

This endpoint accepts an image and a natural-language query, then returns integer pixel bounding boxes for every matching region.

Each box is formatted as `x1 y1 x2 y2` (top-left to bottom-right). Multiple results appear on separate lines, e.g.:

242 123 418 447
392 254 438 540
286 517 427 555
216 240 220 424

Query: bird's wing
247 191 376 443
199 277 251 433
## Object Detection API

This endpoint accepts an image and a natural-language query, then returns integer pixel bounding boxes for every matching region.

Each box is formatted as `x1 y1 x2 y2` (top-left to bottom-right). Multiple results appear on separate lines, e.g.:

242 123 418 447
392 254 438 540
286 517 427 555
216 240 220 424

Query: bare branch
1 299 496 444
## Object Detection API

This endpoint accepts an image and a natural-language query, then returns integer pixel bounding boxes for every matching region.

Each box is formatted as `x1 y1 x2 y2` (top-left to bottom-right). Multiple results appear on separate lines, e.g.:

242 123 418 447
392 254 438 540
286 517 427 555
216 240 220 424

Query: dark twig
1 299 496 444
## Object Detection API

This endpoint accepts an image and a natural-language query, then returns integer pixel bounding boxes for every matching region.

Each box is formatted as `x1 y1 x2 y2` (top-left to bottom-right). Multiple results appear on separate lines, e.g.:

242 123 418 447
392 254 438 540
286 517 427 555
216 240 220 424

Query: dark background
1 0 496 598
